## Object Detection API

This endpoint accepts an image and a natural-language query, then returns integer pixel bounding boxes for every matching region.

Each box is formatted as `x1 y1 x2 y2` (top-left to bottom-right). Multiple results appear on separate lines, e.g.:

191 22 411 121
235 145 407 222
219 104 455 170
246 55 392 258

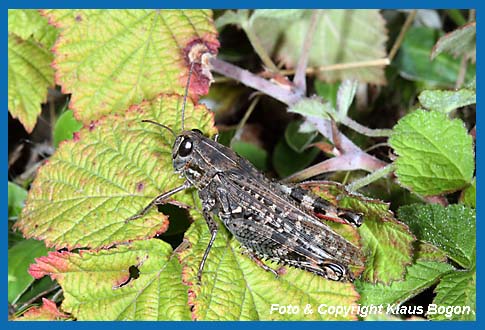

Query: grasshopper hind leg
279 184 364 227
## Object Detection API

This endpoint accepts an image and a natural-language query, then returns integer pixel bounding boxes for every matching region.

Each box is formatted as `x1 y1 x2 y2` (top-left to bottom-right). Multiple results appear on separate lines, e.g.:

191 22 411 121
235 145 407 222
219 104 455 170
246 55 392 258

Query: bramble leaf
178 210 359 321
301 182 415 284
418 88 476 113
394 27 475 87
8 32 55 132
29 239 190 320
431 22 475 63
251 10 388 84
356 242 453 307
398 203 475 269
389 109 474 196
460 178 475 208
8 9 58 48
17 95 216 250
44 9 219 123
429 269 475 320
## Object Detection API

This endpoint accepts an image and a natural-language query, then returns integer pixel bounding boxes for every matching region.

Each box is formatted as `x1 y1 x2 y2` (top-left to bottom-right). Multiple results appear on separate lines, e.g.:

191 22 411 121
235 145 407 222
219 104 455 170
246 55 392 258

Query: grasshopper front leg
125 181 192 223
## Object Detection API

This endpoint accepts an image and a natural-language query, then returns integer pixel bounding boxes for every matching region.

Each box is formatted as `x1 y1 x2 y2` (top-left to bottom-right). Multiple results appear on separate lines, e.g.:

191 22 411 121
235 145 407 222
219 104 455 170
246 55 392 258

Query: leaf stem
340 116 394 137
347 163 395 192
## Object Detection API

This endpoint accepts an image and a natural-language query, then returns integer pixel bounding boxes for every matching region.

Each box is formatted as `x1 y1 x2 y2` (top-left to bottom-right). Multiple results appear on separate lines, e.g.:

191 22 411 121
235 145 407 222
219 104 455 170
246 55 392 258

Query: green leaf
29 239 190 320
389 109 474 196
44 9 219 123
178 210 360 320
431 22 476 62
336 80 358 118
287 97 333 119
8 34 55 133
314 80 339 108
460 178 475 208
8 181 28 219
398 204 475 269
429 269 475 320
252 10 388 84
8 9 58 48
215 10 249 29
356 242 453 307
231 141 268 171
16 95 217 250
394 27 475 88
272 138 320 178
53 109 83 147
8 239 48 304
300 182 415 284
284 120 318 152
418 88 476 113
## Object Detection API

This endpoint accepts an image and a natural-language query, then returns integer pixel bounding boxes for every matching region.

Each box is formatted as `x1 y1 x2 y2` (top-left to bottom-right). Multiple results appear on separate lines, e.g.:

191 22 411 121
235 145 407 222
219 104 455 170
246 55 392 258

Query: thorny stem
210 53 391 180
284 151 387 183
340 117 394 137
293 10 321 93
210 57 302 105
347 163 395 192
388 10 416 62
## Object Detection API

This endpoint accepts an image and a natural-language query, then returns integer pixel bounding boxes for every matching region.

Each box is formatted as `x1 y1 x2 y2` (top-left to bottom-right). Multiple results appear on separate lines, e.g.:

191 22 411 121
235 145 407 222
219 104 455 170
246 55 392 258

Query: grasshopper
127 57 365 282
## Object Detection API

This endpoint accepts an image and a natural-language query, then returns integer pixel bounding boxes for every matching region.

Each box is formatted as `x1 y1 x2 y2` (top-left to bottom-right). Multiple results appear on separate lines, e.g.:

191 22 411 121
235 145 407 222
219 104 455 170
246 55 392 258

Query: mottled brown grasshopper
127 55 365 282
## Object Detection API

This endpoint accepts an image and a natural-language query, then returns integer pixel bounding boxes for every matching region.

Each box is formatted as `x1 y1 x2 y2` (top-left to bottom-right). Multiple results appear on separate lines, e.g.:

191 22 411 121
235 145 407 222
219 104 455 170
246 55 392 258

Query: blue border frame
4 0 480 328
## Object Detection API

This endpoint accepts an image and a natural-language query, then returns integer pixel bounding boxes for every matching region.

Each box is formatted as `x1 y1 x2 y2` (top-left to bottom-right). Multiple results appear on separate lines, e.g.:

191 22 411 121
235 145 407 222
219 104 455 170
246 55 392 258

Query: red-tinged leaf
29 251 71 280
299 181 415 284
16 95 216 250
15 298 69 321
28 240 190 320
178 210 360 321
43 9 219 123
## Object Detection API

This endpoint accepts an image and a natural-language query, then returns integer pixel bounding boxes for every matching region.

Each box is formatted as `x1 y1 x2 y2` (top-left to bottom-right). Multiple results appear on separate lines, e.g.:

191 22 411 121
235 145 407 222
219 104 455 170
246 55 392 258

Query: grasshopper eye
178 137 193 157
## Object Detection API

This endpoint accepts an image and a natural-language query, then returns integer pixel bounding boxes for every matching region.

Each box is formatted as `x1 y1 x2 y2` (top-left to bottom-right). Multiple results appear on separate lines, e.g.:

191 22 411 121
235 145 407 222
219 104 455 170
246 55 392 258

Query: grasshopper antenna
181 61 195 131
141 120 176 139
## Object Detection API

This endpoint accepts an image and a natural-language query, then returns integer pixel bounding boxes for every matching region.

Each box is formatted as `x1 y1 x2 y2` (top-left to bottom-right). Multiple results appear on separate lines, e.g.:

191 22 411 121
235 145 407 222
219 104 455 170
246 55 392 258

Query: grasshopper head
172 129 207 186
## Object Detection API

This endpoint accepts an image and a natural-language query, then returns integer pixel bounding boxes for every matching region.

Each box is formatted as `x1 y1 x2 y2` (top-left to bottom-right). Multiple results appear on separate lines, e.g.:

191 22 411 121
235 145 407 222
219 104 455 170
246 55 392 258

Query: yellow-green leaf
45 9 219 123
179 210 360 321
16 95 217 250
8 33 55 132
29 239 190 320
8 9 58 48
